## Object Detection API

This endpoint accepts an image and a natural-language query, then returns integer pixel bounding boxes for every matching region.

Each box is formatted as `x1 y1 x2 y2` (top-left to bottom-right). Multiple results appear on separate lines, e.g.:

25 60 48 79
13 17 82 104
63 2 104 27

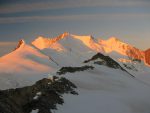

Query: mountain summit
98 37 146 64
31 32 68 50
32 32 104 52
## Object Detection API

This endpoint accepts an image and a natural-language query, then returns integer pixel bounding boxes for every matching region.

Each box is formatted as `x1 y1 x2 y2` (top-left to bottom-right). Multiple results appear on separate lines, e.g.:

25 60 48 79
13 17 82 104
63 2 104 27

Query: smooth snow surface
56 66 150 113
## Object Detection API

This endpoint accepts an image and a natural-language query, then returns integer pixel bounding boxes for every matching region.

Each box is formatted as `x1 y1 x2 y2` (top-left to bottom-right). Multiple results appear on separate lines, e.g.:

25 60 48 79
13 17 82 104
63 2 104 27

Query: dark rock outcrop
57 65 94 75
84 53 123 69
0 77 78 113
145 49 150 65
14 39 25 50
84 53 134 77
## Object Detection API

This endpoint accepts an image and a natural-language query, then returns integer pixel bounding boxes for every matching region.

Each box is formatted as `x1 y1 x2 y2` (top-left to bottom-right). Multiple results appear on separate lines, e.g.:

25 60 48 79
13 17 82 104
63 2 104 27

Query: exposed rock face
144 49 150 65
0 77 78 113
15 39 25 50
57 65 94 75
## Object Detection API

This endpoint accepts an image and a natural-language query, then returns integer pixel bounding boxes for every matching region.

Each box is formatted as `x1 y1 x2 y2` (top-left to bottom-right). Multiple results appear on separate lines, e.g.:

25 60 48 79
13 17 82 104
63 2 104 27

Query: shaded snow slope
56 65 150 113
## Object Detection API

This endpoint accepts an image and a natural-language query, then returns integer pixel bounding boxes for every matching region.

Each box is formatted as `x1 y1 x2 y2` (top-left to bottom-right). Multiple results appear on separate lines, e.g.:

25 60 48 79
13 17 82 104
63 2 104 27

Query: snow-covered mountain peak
31 33 104 53
31 36 49 49
70 34 104 52
61 32 69 38
31 32 69 50
99 36 124 47
98 37 144 61
31 33 147 67
108 36 121 42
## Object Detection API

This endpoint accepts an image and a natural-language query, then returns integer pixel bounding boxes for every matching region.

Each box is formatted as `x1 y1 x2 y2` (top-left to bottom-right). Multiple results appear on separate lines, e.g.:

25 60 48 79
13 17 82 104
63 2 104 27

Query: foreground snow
56 66 150 113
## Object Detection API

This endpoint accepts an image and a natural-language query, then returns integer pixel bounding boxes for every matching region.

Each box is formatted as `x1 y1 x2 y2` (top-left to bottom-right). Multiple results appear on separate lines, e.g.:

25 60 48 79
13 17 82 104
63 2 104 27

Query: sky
0 0 150 56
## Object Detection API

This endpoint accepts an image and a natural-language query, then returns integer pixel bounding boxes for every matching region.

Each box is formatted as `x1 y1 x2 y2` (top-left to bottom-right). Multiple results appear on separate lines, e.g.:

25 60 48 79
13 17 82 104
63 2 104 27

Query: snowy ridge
98 37 145 60
32 33 150 66
70 34 104 52
0 40 57 89
31 32 68 50
32 32 104 52
31 33 104 67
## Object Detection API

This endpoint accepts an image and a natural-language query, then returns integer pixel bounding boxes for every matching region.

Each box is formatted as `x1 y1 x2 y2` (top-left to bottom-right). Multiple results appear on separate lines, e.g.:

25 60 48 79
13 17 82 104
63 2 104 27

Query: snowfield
57 66 150 113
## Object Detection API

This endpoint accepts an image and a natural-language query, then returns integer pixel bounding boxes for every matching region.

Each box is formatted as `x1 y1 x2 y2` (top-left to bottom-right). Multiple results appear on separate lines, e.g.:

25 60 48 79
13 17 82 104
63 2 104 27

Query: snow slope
0 40 57 89
55 65 150 113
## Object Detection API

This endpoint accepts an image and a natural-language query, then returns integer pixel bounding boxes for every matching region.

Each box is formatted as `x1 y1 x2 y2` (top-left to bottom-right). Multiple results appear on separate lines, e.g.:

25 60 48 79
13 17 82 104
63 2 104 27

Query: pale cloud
0 0 150 14
0 13 150 24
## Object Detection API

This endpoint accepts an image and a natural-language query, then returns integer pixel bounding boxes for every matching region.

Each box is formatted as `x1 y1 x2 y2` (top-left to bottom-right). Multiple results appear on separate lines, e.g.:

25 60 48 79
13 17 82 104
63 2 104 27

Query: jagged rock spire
15 39 25 50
